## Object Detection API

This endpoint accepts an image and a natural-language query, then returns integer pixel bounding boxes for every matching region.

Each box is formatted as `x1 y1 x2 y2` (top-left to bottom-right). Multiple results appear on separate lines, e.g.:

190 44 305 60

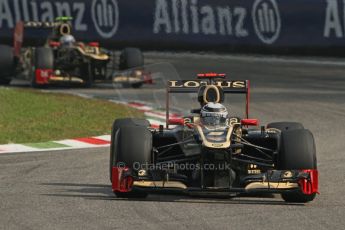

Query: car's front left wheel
278 129 317 203
110 119 151 198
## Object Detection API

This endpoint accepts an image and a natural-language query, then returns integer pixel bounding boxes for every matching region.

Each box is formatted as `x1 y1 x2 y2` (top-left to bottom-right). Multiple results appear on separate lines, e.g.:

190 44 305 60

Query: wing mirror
241 119 259 126
168 118 185 126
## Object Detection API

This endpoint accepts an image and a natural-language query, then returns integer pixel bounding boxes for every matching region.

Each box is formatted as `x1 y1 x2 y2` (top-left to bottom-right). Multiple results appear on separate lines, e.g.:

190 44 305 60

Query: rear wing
168 80 248 93
166 79 250 128
13 20 72 57
22 21 58 28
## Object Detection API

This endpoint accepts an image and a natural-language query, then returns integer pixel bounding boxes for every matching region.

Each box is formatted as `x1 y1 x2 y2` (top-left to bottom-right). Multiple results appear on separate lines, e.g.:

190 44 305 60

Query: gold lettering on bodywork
233 81 246 88
169 80 246 88
169 80 183 87
184 81 200 87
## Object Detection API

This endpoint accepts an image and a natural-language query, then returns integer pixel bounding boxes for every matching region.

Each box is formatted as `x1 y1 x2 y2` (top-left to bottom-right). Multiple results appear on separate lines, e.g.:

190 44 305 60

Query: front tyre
119 48 143 70
109 118 150 182
278 129 317 203
32 47 54 88
112 125 152 198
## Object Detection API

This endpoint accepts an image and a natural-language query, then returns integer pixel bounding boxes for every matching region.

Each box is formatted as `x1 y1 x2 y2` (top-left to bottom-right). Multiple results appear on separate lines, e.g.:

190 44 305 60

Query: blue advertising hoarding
0 0 345 53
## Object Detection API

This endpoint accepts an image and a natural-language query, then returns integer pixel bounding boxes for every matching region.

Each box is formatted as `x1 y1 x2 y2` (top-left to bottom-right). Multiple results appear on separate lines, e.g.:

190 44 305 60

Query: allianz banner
0 0 345 51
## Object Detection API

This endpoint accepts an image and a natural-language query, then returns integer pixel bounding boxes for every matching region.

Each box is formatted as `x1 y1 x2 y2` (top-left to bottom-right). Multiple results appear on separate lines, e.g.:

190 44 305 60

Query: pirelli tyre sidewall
119 48 144 70
278 129 317 203
109 118 151 182
0 45 14 85
115 125 152 169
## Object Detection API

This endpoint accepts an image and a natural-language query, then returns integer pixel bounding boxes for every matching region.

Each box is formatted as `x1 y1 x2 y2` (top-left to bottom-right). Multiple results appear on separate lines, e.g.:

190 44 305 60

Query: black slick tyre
278 129 317 203
0 45 14 85
119 48 143 70
32 47 54 87
112 125 152 198
110 118 150 181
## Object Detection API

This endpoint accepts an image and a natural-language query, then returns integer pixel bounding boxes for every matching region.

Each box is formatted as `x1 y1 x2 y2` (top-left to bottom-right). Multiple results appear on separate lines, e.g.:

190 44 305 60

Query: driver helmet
200 102 228 126
59 34 76 47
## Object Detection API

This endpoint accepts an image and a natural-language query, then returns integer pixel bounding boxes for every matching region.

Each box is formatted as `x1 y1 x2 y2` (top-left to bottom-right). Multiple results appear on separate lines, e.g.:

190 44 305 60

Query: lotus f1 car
110 73 318 203
0 17 152 88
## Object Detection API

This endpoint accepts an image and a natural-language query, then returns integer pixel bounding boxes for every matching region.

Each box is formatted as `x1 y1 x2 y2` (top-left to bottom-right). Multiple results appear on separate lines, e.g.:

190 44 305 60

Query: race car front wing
111 166 318 196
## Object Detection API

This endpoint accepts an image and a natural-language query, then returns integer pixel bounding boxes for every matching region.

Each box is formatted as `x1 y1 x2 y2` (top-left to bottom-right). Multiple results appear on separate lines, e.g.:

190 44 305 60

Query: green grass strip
0 88 143 144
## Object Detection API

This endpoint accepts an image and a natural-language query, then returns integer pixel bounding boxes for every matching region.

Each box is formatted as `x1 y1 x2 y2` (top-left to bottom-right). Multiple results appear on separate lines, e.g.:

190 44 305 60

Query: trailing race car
109 73 318 203
0 17 151 88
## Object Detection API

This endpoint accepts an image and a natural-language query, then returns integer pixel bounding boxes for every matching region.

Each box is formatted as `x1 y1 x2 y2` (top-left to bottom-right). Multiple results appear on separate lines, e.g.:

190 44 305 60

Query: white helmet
59 34 76 46
200 102 228 126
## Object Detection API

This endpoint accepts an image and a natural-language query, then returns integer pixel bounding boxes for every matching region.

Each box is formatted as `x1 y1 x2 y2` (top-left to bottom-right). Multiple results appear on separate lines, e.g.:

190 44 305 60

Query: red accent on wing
299 169 319 195
35 69 53 84
88 42 99 47
168 118 185 126
197 73 226 78
74 137 110 145
112 166 134 193
241 119 259 126
143 74 153 84
150 124 160 129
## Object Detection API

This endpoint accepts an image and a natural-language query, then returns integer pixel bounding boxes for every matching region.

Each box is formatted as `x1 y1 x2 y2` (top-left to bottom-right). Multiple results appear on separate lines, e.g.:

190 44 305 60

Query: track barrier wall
1 0 345 55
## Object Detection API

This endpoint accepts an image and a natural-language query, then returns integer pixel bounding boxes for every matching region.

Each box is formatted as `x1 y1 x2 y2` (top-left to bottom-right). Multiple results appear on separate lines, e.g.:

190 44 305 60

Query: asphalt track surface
1 53 345 229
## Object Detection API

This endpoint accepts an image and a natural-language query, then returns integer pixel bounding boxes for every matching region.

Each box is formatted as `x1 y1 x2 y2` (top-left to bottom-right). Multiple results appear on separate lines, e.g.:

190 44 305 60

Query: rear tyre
112 125 152 198
0 45 14 85
267 122 304 131
278 129 317 203
119 48 143 70
32 47 54 88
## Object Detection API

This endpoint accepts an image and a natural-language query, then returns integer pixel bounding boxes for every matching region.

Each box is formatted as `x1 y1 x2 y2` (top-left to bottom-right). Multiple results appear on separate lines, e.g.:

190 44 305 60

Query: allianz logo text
0 0 88 30
0 0 119 38
153 0 282 44
324 0 345 38
154 0 248 37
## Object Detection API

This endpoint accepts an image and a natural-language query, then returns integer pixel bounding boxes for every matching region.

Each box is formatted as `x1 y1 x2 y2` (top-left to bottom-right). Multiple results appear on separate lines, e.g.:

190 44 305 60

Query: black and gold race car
109 73 318 203
0 17 151 88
